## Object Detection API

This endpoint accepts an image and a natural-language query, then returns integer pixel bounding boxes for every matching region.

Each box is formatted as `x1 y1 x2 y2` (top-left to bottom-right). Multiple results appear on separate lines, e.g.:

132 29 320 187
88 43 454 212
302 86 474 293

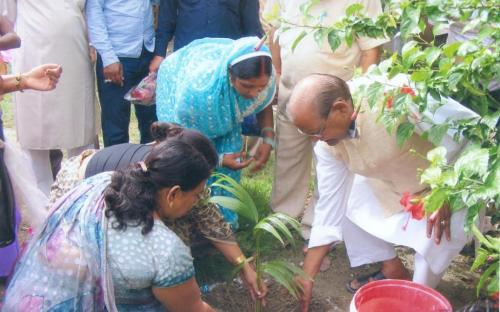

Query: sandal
345 270 386 294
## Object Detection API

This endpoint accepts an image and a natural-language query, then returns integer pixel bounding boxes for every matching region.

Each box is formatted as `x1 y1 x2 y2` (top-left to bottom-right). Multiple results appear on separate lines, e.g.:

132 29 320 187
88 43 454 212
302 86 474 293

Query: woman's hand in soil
250 142 272 173
222 152 253 170
426 203 451 245
298 276 313 312
240 263 267 305
23 64 62 91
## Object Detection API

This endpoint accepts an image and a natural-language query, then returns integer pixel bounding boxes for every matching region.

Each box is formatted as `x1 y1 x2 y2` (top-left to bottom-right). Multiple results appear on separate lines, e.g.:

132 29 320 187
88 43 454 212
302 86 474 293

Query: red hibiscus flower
400 85 416 97
400 192 425 230
386 96 394 109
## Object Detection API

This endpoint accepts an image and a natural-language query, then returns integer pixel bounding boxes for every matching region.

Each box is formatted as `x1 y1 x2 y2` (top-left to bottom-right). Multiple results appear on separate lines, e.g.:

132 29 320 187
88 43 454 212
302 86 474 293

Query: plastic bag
3 140 48 231
124 72 157 106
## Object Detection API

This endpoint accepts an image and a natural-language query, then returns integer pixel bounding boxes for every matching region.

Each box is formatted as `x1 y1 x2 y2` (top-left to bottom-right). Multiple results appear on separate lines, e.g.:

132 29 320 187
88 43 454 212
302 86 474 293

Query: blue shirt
154 0 263 56
86 0 156 67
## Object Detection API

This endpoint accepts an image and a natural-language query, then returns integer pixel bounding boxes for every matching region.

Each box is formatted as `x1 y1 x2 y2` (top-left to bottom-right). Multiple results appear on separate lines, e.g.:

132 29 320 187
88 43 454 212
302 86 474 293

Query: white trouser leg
343 217 397 267
413 252 444 288
308 142 354 247
23 149 53 196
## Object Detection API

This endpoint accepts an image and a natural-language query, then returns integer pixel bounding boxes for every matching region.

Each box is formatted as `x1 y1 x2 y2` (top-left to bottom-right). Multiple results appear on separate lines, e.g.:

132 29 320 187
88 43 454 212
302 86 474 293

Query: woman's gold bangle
235 255 246 266
15 74 24 92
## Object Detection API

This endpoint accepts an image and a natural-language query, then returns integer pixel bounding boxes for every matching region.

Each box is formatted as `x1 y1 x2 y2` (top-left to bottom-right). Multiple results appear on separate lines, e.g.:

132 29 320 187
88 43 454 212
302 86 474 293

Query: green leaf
449 195 465 212
426 147 447 166
443 42 462 58
260 261 307 299
454 146 489 178
327 30 341 52
441 171 458 188
471 224 495 250
254 221 285 245
366 82 384 109
421 167 442 187
262 215 295 246
411 71 430 82
345 27 354 47
346 3 363 16
448 72 463 91
313 29 327 46
400 6 422 39
481 111 500 130
291 31 307 52
487 270 499 295
424 188 447 213
262 2 280 22
209 196 256 223
461 80 487 96
210 173 259 223
273 213 302 236
471 247 488 272
457 41 480 56
476 262 497 297
465 203 482 232
427 124 449 146
425 47 441 66
396 122 415 147
402 41 418 59
438 58 453 75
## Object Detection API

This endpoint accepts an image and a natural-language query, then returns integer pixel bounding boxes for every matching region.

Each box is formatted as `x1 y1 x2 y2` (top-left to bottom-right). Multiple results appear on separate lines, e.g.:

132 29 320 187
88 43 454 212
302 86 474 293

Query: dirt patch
203 244 479 311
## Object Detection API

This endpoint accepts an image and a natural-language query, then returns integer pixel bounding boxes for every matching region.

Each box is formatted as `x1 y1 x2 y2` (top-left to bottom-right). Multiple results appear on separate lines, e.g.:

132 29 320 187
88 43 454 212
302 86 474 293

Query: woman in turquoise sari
3 140 216 312
156 37 277 228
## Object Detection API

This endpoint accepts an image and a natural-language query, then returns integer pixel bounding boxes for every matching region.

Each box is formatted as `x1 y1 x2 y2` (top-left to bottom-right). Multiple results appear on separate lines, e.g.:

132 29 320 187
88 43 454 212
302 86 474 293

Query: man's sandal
345 270 386 294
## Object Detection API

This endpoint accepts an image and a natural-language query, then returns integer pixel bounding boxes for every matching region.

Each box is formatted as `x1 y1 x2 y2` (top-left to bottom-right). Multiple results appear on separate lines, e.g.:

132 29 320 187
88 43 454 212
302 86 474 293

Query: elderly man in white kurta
287 73 476 311
264 0 388 240
12 0 96 195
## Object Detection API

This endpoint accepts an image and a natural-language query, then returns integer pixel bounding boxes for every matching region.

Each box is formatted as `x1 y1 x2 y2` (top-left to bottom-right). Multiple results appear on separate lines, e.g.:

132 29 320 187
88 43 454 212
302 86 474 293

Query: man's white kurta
13 0 96 149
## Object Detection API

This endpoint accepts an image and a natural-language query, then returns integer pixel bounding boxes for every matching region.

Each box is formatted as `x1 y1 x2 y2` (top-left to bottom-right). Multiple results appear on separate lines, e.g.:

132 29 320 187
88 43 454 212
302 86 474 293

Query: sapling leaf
254 221 285 246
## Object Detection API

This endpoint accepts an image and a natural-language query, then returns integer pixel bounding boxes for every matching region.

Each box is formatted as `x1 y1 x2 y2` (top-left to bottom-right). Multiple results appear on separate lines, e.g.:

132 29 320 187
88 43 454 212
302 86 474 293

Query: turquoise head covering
156 36 276 143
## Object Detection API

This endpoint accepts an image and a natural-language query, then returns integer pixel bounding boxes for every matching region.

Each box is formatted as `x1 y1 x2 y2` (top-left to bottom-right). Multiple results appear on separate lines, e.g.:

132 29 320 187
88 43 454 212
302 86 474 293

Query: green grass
1 94 14 129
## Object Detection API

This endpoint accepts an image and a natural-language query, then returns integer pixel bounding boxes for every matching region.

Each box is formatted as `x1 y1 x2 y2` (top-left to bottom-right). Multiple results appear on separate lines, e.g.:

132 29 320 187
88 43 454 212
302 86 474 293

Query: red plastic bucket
350 279 452 312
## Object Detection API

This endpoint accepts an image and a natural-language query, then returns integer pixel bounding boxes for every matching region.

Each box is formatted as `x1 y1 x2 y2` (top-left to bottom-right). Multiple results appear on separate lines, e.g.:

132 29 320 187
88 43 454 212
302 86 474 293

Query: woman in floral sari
156 36 277 227
3 140 216 312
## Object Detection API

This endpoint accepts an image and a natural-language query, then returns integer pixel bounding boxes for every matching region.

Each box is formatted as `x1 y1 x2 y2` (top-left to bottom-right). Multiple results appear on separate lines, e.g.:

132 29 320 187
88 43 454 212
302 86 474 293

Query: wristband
261 127 275 136
235 255 246 266
15 74 24 92
218 154 225 167
262 137 276 149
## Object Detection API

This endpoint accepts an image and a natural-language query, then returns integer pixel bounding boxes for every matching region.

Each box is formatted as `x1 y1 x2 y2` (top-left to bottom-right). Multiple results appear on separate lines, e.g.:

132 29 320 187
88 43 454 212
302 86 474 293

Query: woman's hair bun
150 121 184 142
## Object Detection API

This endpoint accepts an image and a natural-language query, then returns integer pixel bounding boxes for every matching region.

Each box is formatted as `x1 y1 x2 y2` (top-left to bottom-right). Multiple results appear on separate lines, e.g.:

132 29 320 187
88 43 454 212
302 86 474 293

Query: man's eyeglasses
297 105 332 139
297 121 327 139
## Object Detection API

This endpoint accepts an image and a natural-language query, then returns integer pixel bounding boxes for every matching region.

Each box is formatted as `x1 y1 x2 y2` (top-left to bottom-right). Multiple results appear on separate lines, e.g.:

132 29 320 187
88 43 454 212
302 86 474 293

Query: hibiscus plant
265 0 499 296
209 173 308 312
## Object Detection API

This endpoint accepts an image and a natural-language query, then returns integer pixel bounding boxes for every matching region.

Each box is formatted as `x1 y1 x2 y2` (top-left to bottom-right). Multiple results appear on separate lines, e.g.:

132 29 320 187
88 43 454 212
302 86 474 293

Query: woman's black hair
229 56 272 80
150 121 218 169
104 140 211 235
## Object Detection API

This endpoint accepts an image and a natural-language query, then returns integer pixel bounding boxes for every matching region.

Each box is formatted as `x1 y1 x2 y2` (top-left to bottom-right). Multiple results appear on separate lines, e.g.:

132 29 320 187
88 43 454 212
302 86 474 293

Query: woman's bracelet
262 137 276 149
218 153 225 167
235 255 246 266
260 127 275 137
15 74 24 92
